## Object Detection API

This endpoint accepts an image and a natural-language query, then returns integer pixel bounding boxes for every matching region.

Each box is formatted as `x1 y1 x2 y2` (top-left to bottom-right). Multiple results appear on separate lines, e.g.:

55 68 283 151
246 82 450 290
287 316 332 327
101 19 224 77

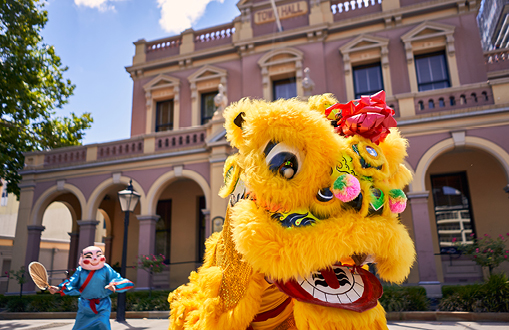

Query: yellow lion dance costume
169 91 415 330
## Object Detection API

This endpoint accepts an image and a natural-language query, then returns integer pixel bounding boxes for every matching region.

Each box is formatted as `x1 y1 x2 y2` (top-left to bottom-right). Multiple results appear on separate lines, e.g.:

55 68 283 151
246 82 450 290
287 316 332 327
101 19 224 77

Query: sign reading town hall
254 1 308 25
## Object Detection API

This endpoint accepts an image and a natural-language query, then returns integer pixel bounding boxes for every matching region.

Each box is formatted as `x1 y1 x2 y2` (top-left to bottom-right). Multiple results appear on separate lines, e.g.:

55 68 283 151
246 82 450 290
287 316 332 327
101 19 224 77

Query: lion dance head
168 92 415 330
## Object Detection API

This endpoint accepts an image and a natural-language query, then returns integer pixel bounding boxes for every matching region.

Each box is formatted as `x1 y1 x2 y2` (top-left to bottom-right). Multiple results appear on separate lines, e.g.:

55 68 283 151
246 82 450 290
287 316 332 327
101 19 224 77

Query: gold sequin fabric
274 314 297 330
217 208 253 312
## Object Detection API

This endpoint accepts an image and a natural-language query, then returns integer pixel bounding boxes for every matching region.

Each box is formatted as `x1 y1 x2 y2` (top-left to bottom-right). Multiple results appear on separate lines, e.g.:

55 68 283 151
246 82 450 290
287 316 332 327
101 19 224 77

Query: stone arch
413 136 509 192
30 183 86 227
145 169 211 216
85 176 146 221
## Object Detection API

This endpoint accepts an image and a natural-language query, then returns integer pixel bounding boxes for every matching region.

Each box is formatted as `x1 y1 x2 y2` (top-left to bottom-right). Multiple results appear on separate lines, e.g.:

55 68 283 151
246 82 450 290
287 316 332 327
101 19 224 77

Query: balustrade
155 128 206 152
485 48 509 74
414 86 493 113
97 140 144 160
331 0 381 20
44 148 87 167
194 24 235 51
146 36 182 61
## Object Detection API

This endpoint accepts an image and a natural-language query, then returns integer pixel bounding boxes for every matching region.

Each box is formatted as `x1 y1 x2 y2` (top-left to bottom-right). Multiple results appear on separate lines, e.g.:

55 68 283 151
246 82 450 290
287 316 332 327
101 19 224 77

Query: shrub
6 297 26 312
439 273 509 312
25 295 57 312
456 233 509 275
379 285 429 312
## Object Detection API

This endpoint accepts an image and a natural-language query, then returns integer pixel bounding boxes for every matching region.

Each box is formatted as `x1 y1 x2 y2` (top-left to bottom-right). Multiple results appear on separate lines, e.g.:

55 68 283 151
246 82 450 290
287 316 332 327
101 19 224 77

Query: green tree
8 266 28 298
0 0 93 197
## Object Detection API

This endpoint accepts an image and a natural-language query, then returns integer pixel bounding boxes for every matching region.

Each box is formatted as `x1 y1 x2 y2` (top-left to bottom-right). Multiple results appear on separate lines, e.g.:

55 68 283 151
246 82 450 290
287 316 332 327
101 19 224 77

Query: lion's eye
264 142 302 180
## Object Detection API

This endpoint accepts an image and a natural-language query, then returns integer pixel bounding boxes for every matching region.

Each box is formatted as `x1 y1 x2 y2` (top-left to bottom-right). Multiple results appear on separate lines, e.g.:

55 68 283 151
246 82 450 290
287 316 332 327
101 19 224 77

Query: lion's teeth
314 289 326 301
298 266 365 304
326 294 341 304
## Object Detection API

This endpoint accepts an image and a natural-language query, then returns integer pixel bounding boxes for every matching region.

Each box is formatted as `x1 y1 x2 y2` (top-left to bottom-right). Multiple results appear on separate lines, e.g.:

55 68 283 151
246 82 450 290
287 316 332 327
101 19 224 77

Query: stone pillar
104 236 113 263
8 180 35 294
24 225 45 292
77 220 99 255
67 232 80 270
136 215 159 289
179 28 195 55
408 191 442 298
132 39 147 65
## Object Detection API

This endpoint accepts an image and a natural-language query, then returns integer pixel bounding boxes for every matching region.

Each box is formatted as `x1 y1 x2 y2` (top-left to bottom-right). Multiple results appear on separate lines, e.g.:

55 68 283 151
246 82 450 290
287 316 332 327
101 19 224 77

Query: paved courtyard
0 319 507 330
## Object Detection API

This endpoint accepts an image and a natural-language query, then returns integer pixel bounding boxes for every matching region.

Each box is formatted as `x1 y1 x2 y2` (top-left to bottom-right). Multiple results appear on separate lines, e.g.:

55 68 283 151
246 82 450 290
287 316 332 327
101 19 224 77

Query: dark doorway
156 199 172 263
197 196 206 263
431 172 476 253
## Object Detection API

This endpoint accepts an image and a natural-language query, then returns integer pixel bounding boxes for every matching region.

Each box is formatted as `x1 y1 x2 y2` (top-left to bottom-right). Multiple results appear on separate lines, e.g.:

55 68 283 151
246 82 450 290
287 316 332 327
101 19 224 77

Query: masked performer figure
49 246 134 330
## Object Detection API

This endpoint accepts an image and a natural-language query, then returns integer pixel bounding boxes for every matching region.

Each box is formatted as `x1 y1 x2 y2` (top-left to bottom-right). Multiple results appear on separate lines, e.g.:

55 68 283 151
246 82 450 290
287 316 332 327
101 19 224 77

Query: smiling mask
79 246 106 270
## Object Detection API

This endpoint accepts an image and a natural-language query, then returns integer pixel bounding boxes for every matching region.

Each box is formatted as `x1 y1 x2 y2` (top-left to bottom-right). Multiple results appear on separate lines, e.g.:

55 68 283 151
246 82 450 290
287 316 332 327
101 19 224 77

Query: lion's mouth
274 264 382 312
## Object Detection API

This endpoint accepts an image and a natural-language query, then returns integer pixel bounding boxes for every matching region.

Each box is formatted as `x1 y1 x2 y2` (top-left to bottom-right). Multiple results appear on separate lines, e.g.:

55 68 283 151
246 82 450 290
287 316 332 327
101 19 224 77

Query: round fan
28 262 50 291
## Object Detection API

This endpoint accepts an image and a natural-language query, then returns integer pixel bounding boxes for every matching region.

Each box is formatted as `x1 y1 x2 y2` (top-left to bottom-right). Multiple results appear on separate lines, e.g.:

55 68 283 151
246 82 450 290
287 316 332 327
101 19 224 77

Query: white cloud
157 0 225 34
74 0 119 12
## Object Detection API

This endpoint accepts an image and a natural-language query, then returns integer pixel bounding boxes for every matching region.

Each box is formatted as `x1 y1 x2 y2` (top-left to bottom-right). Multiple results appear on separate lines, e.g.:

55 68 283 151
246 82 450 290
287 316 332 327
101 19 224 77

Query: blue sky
42 0 240 144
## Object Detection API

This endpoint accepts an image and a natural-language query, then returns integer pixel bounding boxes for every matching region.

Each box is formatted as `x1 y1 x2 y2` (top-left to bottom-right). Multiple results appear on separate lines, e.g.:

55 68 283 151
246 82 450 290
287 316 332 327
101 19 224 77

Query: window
353 63 384 98
273 77 297 100
431 172 475 253
415 51 450 91
155 100 174 132
200 91 217 125
1 185 7 206
258 48 303 101
156 199 172 264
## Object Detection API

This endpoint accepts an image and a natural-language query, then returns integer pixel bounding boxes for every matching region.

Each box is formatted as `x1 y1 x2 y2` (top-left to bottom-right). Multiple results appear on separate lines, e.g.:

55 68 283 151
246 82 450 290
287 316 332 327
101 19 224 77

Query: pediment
339 34 389 54
401 21 455 42
188 65 227 83
143 74 180 92
258 47 303 67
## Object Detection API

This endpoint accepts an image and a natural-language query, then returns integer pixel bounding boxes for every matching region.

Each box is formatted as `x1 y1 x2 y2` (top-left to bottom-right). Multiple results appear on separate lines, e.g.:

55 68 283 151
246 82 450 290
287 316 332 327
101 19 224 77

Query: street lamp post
116 180 140 322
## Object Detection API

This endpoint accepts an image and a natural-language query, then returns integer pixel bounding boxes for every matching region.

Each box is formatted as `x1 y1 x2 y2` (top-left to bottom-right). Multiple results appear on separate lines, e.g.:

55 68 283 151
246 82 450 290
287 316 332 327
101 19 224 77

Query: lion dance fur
168 92 416 330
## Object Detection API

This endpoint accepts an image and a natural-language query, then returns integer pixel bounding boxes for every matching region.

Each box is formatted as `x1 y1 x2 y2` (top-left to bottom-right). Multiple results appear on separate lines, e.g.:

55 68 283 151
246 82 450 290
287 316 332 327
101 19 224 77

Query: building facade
6 0 509 295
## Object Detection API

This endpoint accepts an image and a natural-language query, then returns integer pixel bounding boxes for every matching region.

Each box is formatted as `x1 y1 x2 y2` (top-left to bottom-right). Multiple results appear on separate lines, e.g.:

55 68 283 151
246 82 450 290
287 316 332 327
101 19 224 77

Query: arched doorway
37 190 83 285
93 186 141 281
39 201 73 285
425 147 509 282
154 178 206 289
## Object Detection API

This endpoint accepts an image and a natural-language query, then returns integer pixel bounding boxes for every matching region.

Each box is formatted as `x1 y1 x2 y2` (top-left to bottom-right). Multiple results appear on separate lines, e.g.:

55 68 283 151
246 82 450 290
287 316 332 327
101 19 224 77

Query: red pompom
326 91 397 144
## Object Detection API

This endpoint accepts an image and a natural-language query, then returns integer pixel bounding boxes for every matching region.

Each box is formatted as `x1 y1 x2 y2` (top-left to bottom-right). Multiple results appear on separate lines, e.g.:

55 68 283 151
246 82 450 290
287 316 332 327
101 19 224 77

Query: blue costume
58 263 133 330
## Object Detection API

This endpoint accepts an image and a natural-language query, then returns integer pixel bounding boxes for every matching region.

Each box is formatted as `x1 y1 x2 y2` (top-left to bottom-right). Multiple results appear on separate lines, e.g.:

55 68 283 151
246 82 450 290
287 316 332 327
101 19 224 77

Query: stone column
67 232 80 270
24 225 45 292
77 220 99 255
136 215 159 289
104 236 113 263
8 181 35 294
408 191 442 298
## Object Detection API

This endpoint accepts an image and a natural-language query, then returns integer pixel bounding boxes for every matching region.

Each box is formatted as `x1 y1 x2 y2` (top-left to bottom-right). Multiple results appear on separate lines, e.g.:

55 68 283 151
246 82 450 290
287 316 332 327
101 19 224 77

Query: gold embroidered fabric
273 314 297 330
217 208 253 312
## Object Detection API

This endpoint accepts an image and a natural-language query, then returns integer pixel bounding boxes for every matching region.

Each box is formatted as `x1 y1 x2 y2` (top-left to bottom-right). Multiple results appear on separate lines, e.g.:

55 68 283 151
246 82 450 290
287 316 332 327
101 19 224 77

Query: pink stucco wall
405 132 450 170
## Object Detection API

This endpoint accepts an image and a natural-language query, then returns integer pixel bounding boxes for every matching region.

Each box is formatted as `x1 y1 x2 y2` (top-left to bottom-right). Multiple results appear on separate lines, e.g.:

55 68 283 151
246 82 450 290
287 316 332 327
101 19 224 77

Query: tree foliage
0 0 93 196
